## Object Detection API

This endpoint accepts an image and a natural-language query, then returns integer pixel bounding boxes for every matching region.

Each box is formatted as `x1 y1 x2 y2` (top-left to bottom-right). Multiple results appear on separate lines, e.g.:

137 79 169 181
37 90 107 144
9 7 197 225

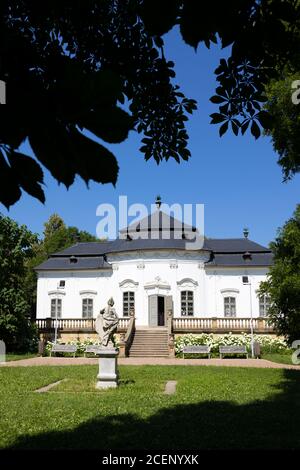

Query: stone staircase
129 328 169 357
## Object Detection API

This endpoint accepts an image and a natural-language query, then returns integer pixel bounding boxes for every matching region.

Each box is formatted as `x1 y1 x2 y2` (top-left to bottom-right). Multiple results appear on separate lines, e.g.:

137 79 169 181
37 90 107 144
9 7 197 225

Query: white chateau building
35 209 274 355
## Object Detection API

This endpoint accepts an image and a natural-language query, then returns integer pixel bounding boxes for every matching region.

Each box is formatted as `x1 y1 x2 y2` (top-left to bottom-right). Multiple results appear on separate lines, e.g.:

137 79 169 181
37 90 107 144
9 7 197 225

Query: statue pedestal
96 348 119 389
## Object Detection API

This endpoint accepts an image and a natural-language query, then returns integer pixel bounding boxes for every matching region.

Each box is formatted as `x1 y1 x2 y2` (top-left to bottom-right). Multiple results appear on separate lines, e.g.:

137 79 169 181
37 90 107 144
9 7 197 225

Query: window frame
82 298 93 318
224 296 236 317
259 294 271 317
50 298 62 318
123 291 135 317
181 290 194 316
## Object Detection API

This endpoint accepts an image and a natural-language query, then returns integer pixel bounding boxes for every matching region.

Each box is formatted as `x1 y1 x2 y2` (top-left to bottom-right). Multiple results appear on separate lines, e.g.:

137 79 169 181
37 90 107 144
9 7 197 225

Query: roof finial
155 195 162 209
243 227 249 239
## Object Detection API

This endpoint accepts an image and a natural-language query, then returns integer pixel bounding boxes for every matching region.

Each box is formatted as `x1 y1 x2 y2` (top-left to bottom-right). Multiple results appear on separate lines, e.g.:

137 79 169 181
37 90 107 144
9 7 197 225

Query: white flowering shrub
45 335 119 355
175 333 288 355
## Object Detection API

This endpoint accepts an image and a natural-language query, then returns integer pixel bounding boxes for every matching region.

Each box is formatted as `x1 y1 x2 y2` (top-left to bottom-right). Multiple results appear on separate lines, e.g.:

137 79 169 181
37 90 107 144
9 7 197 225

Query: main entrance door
148 295 173 327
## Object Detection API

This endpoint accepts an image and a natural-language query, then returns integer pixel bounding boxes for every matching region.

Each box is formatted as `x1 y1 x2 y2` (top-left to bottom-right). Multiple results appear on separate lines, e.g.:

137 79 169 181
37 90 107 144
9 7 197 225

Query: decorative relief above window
220 288 239 295
177 278 198 289
144 277 171 291
79 290 97 296
48 290 66 297
169 261 178 269
119 279 139 290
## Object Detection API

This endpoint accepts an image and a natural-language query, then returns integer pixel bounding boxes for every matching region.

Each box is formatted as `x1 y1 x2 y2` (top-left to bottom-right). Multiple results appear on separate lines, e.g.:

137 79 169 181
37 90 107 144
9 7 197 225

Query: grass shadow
8 369 300 450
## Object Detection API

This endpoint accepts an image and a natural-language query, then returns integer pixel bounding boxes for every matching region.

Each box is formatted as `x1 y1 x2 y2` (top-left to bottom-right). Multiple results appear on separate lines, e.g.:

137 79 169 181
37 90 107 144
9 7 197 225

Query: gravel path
1 356 300 370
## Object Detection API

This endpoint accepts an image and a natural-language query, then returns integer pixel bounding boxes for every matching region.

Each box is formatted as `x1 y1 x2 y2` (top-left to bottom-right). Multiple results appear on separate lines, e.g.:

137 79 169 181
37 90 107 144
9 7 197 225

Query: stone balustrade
35 317 130 333
35 316 273 335
173 316 273 333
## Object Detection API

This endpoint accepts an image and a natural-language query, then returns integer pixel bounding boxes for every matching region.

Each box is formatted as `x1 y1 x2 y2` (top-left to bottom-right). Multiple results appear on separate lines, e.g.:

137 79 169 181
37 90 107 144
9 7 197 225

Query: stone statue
95 297 119 348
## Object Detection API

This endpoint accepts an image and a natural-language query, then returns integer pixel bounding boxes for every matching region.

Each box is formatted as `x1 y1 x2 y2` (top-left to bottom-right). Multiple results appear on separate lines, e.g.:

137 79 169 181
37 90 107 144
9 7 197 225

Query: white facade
36 249 270 325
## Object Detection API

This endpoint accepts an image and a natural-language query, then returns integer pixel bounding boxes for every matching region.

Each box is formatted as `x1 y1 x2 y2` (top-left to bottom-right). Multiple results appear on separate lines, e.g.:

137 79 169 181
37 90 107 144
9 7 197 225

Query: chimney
155 195 162 210
243 227 249 239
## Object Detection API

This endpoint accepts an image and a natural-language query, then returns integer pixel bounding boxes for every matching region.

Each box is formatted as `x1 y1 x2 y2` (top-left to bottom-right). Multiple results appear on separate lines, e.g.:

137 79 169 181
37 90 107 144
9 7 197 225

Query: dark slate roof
52 242 111 257
50 237 270 257
206 252 273 267
204 238 269 253
35 209 272 270
119 210 196 234
35 256 112 271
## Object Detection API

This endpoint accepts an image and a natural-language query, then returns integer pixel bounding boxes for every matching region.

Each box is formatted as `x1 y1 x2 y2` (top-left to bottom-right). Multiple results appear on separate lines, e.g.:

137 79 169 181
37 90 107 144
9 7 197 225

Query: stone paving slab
164 380 177 394
1 356 300 370
35 379 67 393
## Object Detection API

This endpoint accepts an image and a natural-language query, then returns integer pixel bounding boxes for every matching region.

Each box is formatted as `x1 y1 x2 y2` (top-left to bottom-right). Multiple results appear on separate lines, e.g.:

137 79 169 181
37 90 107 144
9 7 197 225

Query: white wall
36 250 270 324
204 267 269 317
36 270 114 319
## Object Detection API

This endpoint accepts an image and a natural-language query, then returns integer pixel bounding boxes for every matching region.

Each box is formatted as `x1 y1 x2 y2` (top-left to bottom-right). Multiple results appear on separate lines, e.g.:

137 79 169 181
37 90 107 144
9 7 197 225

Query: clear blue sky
1 27 299 247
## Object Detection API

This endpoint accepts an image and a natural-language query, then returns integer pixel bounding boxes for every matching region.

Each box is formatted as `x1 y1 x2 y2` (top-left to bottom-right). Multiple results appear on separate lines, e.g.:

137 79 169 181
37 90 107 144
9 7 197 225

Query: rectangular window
259 294 271 317
181 291 194 316
50 298 62 318
82 298 93 318
224 297 236 317
123 291 135 316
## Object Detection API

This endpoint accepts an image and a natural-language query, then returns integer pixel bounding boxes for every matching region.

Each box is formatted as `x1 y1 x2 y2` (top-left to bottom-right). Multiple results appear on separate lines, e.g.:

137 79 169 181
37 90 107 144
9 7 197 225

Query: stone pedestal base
96 348 119 389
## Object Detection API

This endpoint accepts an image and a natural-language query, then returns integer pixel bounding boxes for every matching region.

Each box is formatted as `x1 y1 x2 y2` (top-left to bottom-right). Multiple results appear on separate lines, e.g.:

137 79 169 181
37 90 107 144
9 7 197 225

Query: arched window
123 291 135 317
181 291 194 316
224 297 236 317
259 294 271 317
82 298 93 318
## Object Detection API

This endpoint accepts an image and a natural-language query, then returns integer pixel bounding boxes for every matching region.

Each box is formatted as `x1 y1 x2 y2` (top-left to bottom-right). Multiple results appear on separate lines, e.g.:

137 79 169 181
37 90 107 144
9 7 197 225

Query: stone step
134 333 168 337
132 338 168 342
133 337 167 340
130 346 168 349
133 337 168 341
131 345 168 351
132 343 167 349
129 328 169 357
129 353 169 357
134 335 168 338
131 343 168 349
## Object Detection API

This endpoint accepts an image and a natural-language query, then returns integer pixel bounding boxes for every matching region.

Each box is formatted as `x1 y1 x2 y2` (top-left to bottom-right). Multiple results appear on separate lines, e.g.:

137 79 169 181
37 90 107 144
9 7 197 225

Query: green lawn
6 353 38 362
0 364 300 449
262 352 298 365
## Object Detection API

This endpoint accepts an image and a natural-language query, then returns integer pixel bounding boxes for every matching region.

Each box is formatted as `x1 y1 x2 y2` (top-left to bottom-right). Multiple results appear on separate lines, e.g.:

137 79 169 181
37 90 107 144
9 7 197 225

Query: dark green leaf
140 0 180 36
7 151 45 203
210 113 227 124
251 120 261 139
257 111 273 130
29 123 77 188
82 107 133 144
241 120 250 135
0 150 21 208
70 130 119 186
219 121 229 137
231 120 239 136
210 95 226 104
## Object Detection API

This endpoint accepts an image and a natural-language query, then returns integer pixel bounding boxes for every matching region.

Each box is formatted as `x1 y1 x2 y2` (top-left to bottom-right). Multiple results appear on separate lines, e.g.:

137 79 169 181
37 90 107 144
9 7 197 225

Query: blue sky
1 27 299 247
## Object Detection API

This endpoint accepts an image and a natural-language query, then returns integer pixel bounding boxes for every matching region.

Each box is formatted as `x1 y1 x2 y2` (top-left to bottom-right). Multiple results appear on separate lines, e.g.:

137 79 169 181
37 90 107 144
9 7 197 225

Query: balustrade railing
173 317 213 330
35 317 130 332
35 316 273 333
172 316 273 333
